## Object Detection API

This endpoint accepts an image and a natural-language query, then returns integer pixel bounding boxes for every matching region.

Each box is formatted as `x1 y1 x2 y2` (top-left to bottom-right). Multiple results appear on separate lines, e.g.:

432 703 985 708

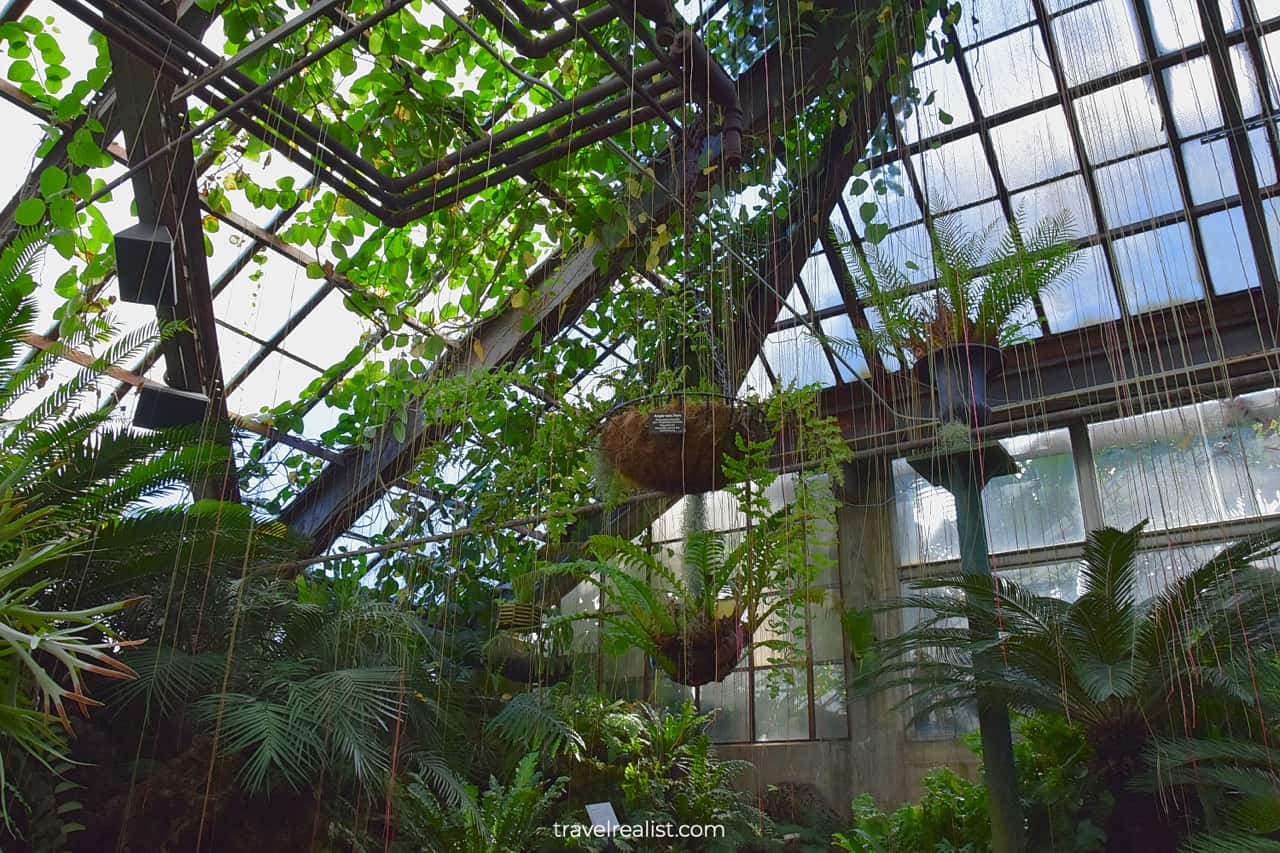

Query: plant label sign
648 411 685 434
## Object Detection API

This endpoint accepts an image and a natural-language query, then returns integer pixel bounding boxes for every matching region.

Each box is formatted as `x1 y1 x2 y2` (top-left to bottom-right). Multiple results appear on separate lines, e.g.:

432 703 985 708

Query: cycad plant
862 521 1280 851
0 230 298 847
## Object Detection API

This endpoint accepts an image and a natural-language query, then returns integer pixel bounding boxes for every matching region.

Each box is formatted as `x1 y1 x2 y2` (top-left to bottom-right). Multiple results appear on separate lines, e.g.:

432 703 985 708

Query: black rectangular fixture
133 382 209 430
114 223 176 307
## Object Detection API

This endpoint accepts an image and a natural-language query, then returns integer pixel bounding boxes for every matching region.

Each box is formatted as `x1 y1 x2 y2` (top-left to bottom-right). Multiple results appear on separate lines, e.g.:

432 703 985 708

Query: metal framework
3 0 1280 560
52 0 745 223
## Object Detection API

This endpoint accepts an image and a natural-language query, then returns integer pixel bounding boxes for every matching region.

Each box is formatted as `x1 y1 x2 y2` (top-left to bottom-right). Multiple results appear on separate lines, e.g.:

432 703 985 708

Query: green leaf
938 109 954 125
860 202 877 223
864 222 889 244
14 197 45 226
8 58 33 82
39 166 67 197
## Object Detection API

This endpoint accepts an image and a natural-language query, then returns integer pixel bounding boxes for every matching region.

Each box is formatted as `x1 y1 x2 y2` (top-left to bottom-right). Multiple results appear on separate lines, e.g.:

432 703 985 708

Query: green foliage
857 521 1280 849
395 751 568 853
826 209 1081 364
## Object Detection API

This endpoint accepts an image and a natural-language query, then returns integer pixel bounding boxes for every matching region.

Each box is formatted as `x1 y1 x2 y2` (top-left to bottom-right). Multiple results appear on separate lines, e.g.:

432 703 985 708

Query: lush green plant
829 210 1080 363
834 713 1108 853
395 751 569 853
860 521 1280 850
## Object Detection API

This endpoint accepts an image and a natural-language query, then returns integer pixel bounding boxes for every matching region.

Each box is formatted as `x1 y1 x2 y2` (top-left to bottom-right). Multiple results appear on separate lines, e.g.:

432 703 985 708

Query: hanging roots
599 397 764 495
655 608 747 687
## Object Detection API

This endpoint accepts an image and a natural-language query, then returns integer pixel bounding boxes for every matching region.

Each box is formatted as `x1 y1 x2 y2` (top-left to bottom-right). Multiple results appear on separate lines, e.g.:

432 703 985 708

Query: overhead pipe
671 30 743 168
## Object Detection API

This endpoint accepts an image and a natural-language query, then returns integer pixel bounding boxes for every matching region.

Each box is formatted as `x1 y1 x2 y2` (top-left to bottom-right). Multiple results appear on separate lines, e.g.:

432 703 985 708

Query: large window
891 388 1280 738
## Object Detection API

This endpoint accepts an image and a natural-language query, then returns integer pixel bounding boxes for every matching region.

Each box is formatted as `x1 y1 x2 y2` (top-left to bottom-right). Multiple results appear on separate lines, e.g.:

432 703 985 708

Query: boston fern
832 209 1080 363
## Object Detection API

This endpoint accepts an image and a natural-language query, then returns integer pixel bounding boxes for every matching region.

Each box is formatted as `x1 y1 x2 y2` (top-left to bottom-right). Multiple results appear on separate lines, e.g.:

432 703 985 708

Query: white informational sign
585 802 619 833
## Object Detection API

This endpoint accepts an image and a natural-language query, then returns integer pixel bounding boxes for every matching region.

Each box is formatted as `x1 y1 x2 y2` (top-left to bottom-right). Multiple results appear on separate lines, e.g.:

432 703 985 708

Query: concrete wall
715 459 976 816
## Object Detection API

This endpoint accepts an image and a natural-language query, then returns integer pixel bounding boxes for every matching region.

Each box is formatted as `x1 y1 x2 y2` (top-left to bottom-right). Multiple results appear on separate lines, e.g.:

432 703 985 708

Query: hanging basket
599 393 765 495
912 343 1004 427
485 632 569 686
654 608 748 687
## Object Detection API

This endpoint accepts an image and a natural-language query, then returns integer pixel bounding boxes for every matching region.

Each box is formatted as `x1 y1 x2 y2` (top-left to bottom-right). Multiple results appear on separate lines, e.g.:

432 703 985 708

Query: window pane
1002 559 1083 601
1112 223 1204 312
1183 135 1240 203
913 134 997 211
1200 206 1260 294
762 327 836 388
891 429 1086 564
1146 0 1205 52
1095 149 1182 228
967 27 1057 116
1090 390 1280 531
701 669 750 743
1052 0 1144 86
991 107 1080 189
814 663 849 739
1075 77 1166 163
1042 244 1122 331
810 595 845 663
1011 174 1098 236
754 668 810 741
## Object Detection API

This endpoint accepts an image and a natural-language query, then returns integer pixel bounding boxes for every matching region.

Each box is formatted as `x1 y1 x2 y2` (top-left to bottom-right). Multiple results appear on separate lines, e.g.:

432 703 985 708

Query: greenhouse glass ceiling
0 0 1277 555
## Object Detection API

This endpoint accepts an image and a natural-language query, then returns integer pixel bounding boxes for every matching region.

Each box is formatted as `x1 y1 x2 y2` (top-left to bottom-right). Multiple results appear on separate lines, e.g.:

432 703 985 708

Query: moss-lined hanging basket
599 393 765 495
654 606 748 687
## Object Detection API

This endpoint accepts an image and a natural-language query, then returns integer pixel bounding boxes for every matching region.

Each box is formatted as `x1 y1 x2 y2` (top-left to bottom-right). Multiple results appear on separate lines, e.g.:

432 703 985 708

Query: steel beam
105 1 238 501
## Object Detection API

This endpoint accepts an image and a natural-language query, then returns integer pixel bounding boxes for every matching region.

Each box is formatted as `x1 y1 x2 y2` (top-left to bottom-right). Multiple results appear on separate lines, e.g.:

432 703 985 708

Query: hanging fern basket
599 393 765 495
654 607 748 687
913 343 1004 427
485 632 569 686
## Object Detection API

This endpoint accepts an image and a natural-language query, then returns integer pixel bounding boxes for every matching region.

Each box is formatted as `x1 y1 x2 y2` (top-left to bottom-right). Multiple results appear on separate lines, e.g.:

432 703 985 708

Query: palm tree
862 521 1280 850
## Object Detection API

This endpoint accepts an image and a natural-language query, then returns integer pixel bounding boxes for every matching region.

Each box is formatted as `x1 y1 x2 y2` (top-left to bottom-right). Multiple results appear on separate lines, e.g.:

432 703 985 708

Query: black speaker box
115 223 176 306
133 382 210 430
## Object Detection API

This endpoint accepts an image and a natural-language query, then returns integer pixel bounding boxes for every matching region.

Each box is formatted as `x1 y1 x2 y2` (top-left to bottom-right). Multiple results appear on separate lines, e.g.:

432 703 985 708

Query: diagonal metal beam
105 1 238 501
280 7 869 553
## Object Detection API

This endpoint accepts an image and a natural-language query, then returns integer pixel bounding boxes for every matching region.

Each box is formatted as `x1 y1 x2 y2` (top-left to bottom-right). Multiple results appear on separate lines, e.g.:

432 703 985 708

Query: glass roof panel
912 133 996 211
955 0 1035 46
819 314 867 381
1200 206 1261 294
842 169 920 233
796 249 843 312
1112 222 1205 312
277 288 367 368
226 349 321 415
966 26 1057 117
1144 0 1206 52
989 106 1080 189
1074 76 1167 163
1051 0 1145 87
1164 58 1225 137
901 58 972 144
212 251 322 342
1095 149 1182 228
1010 173 1098 234
1042 245 1122 331
761 326 835 389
